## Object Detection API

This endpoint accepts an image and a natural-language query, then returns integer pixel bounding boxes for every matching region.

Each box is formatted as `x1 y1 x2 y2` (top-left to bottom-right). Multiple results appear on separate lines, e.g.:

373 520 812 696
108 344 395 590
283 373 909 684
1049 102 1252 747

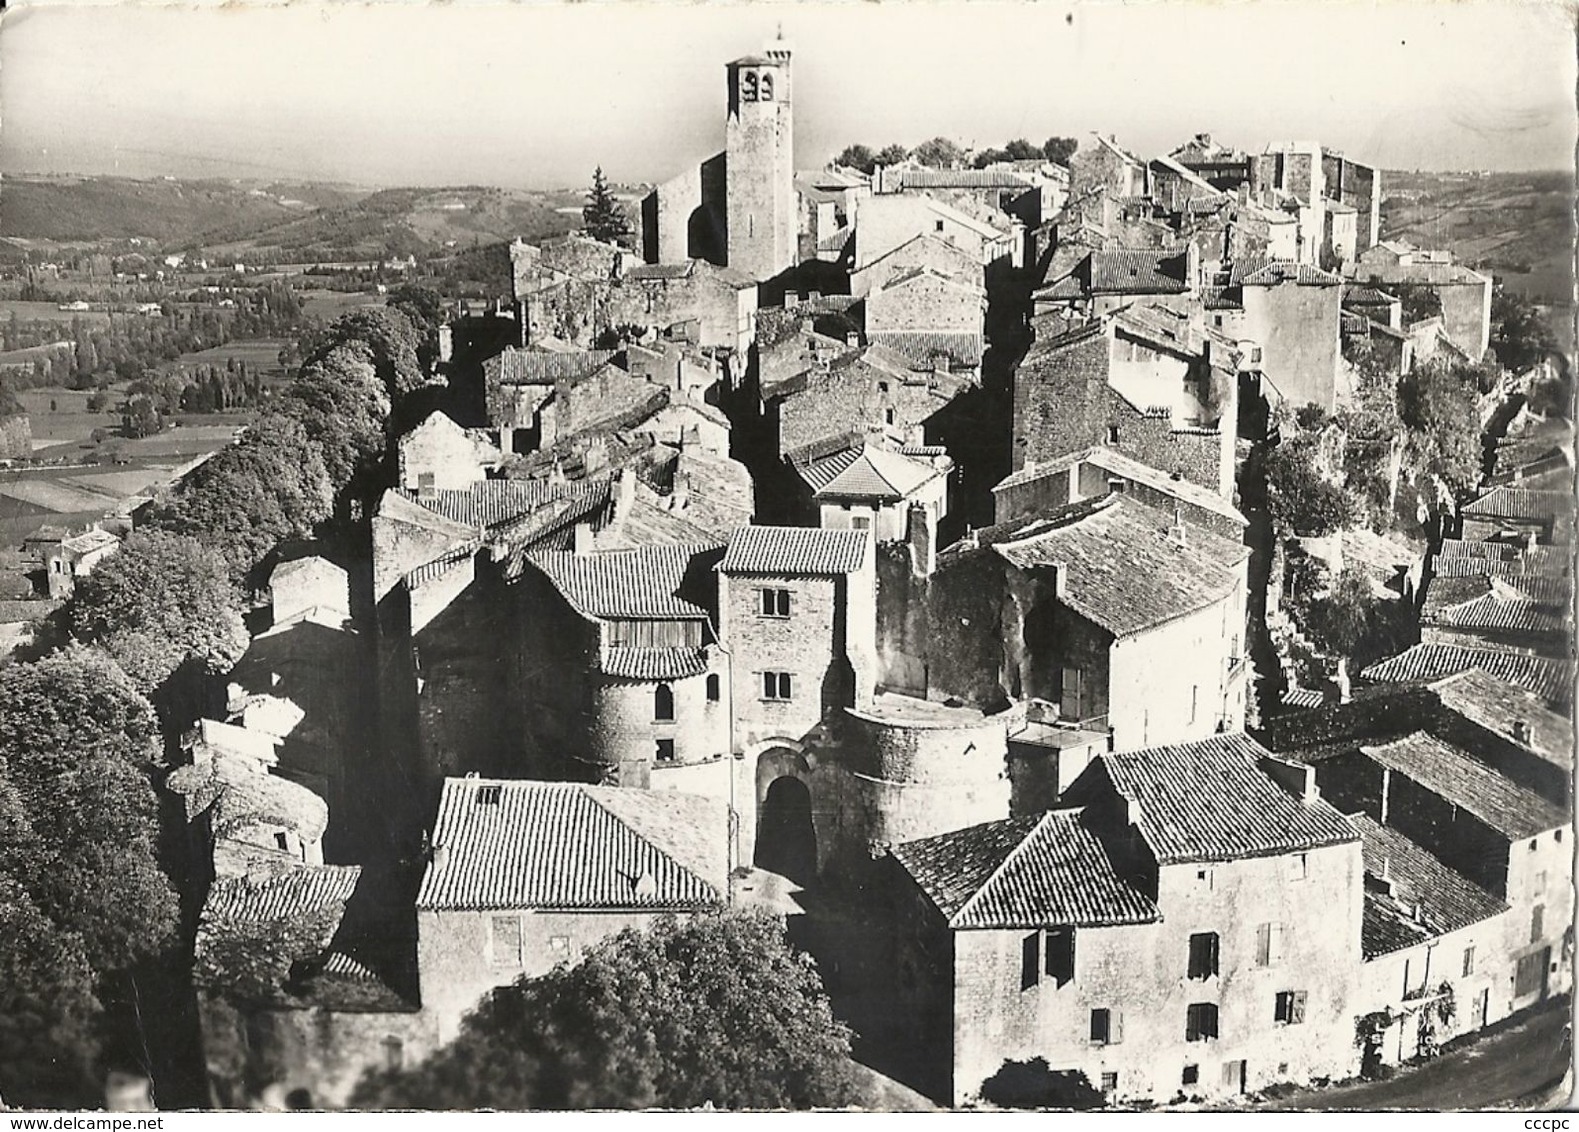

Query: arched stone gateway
755 774 817 884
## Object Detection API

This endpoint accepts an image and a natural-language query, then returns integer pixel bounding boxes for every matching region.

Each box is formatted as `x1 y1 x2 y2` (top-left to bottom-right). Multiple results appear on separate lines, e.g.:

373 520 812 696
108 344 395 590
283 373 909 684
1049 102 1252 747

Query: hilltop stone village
7 41 1570 1112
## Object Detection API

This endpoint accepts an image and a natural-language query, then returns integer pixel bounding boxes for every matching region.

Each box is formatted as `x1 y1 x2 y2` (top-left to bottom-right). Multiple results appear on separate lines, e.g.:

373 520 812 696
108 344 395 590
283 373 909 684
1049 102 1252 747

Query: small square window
1182 1065 1199 1086
1185 1002 1218 1042
1274 990 1307 1025
549 935 570 953
1090 1007 1118 1045
853 516 871 530
655 738 676 763
1106 425 1120 444
1100 1072 1118 1093
878 381 890 394
934 219 945 233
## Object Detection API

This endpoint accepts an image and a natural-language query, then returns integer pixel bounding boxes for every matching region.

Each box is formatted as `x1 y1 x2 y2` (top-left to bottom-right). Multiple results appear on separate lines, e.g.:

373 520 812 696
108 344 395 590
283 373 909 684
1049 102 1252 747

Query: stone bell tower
724 42 795 282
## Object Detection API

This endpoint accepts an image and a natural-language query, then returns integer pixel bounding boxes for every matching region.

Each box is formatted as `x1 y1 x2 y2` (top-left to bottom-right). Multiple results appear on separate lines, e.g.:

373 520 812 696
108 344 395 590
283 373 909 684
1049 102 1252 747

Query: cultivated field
0 299 115 326
297 288 388 322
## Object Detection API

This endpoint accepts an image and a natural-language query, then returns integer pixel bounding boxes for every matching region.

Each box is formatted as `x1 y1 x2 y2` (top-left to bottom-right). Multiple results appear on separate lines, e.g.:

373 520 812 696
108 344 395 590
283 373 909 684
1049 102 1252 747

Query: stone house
795 443 952 546
1291 730 1572 1021
1360 644 1574 713
992 445 1247 540
1033 248 1196 320
397 411 502 491
850 232 983 299
717 525 877 757
1417 575 1570 657
1348 258 1492 360
888 733 1363 1106
1069 133 1150 201
1233 259 1343 411
774 344 975 460
853 192 1019 273
864 266 986 381
1010 305 1238 499
1350 815 1512 1067
513 542 731 790
415 777 729 1044
1460 485 1573 547
42 526 119 600
481 347 617 453
268 556 350 627
167 718 328 875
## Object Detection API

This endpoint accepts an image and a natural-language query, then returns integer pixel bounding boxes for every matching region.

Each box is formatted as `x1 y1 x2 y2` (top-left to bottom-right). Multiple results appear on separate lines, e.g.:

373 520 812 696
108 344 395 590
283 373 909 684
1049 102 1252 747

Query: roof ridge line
586 788 721 899
950 812 1056 929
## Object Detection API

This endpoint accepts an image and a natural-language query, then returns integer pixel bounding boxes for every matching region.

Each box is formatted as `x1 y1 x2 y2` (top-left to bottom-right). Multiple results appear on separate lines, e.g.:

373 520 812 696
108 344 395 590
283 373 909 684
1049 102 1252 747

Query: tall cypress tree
583 166 634 249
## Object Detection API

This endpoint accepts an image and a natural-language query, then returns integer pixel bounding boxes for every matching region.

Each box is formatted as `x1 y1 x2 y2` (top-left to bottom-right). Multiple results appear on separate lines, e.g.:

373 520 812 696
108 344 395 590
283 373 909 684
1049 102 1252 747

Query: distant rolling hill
1380 169 1574 304
0 175 640 262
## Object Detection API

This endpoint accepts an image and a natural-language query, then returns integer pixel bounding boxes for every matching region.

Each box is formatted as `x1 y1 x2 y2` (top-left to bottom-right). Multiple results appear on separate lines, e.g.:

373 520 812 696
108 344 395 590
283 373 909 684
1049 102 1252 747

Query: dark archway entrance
755 776 817 884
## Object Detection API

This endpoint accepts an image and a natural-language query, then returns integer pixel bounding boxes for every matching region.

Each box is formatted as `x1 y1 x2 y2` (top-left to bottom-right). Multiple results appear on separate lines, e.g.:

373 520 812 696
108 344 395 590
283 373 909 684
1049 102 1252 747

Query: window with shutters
1462 945 1476 977
762 672 793 701
1515 948 1547 997
1045 928 1075 987
1090 1008 1121 1045
490 915 522 967
1185 1002 1218 1042
1274 990 1307 1025
1021 932 1040 991
1256 922 1285 967
1059 667 1084 721
1531 904 1545 943
1187 932 1219 980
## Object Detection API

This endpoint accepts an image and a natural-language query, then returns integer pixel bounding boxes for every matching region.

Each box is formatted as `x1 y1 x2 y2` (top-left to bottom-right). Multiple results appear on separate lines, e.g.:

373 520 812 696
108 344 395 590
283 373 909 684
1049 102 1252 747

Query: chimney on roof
846 331 861 349
431 843 450 870
1170 500 1187 547
573 522 595 555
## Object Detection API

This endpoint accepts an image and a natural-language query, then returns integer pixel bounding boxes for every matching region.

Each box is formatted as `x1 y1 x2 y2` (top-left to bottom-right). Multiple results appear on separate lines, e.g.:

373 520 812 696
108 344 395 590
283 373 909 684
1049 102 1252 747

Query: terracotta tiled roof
626 261 697 282
1362 644 1574 710
1360 732 1567 839
806 445 943 501
60 528 119 556
1430 669 1574 771
1462 487 1571 524
1351 815 1508 959
600 646 710 681
866 331 984 369
993 446 1246 528
892 810 1160 930
992 495 1248 638
1343 285 1399 306
892 168 1035 190
528 545 714 621
203 865 362 926
416 779 727 911
1422 583 1570 637
1432 539 1570 580
1097 733 1360 864
718 526 870 576
398 480 600 531
484 347 616 386
1235 260 1341 287
1088 250 1190 295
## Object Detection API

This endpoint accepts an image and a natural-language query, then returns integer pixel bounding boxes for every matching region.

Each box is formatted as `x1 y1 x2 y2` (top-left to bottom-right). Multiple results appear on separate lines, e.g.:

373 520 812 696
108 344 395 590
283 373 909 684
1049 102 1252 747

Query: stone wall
725 58 796 281
948 842 1362 1106
1239 281 1341 411
721 570 846 753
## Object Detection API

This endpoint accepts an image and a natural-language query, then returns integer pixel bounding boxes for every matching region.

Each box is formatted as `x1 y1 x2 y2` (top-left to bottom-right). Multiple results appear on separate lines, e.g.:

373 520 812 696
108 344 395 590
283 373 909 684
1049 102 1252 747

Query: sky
1 0 1575 188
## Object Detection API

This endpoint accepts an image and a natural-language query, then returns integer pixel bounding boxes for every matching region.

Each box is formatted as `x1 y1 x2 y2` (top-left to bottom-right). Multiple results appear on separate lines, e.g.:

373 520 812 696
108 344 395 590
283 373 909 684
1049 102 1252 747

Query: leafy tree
1042 136 1078 165
0 874 101 1109
0 380 21 418
1398 358 1482 497
1003 138 1040 161
64 530 248 694
308 307 426 402
354 911 857 1110
1293 567 1414 670
0 648 178 975
582 166 635 249
873 144 910 168
121 393 162 438
1395 283 1442 326
276 350 389 502
979 1058 1104 1110
144 413 334 579
1526 368 1573 419
1490 285 1561 372
911 137 965 169
835 144 876 175
1263 440 1354 537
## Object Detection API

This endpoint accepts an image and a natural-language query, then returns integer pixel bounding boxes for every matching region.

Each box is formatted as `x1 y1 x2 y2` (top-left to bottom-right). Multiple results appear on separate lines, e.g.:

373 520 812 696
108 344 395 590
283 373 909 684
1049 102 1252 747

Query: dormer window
476 784 502 806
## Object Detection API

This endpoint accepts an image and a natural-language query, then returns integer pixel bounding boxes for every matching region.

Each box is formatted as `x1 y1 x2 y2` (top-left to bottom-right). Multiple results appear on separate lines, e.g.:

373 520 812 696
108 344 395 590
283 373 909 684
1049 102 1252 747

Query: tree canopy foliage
583 167 635 250
1287 565 1413 669
1398 358 1483 498
834 144 911 175
1490 285 1562 373
0 649 178 1108
354 912 858 1111
911 137 965 169
65 529 249 695
1263 438 1354 537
